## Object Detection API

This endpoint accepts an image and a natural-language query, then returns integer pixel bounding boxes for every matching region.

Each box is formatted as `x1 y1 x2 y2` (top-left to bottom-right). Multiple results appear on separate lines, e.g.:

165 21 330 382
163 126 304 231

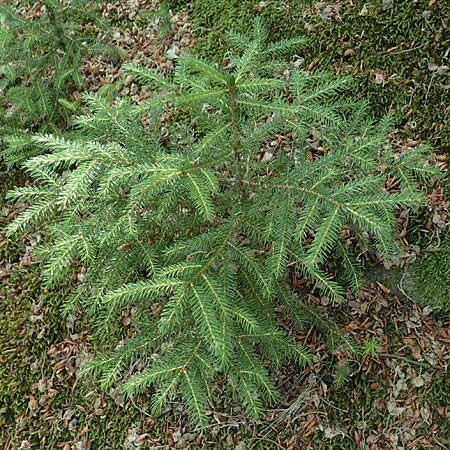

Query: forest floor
1 1 450 449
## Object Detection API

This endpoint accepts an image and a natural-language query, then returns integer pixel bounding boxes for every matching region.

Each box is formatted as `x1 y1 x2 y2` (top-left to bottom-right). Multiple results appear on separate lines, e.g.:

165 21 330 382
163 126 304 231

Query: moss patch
413 231 450 311
0 261 144 449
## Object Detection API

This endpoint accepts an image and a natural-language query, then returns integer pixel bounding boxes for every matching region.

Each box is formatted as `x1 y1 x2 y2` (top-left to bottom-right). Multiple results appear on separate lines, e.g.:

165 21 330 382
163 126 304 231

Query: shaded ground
2 217 450 448
1 1 450 449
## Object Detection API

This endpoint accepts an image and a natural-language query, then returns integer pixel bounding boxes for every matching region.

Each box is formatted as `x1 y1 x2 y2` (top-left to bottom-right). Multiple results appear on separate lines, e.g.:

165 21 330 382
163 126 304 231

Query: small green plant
361 337 383 358
0 0 116 163
6 19 439 425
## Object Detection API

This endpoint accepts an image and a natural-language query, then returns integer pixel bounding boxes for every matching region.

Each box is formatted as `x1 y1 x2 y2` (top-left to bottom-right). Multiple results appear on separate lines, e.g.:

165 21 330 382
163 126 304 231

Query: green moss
423 369 450 409
172 0 449 150
0 262 141 448
413 231 450 311
185 0 303 61
0 268 54 446
419 369 450 438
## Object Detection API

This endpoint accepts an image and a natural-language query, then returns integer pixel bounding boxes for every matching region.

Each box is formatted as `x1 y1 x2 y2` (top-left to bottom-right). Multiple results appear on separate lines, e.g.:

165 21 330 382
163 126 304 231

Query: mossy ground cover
2 219 450 448
0 238 162 449
413 230 450 311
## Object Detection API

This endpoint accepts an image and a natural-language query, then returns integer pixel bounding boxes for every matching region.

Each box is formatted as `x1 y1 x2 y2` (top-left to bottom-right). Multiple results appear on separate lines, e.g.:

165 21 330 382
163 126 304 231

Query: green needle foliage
6 18 440 425
0 0 115 163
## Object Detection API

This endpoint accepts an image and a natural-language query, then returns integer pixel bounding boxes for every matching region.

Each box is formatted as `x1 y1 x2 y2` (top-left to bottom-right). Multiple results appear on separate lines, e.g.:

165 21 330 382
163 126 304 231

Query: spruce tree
6 18 439 425
0 0 115 163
